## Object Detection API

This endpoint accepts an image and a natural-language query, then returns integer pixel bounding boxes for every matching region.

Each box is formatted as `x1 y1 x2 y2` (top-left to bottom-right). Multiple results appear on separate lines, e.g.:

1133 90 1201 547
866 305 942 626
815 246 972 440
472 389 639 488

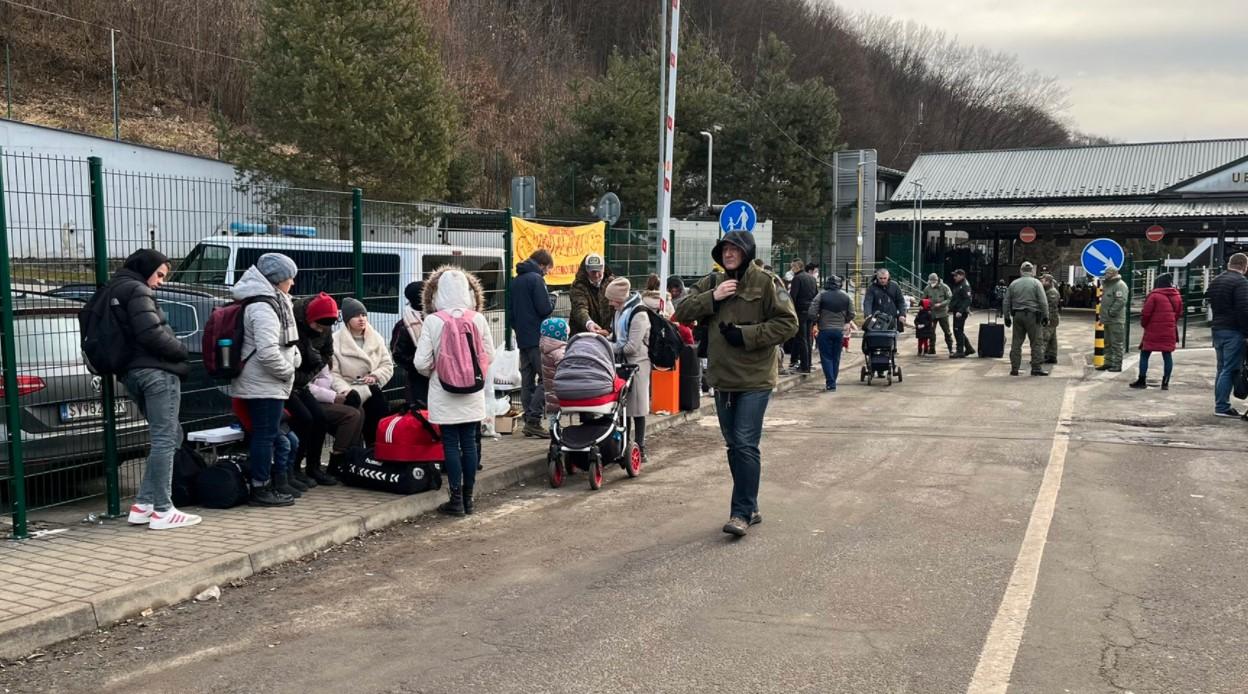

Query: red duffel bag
375 408 445 463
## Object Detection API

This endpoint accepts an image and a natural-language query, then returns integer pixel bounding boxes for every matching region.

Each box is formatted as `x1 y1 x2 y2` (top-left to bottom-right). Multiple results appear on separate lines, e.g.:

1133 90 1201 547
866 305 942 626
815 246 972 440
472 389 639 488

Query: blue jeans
274 430 298 475
714 390 771 521
1213 330 1245 413
440 422 480 490
1138 351 1173 382
244 399 286 483
123 368 182 512
816 329 844 389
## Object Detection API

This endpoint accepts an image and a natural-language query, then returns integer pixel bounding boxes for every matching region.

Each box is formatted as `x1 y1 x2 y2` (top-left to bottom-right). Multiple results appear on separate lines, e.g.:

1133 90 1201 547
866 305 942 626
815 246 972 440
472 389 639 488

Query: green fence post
88 156 121 518
351 188 364 299
0 148 29 538
503 209 514 350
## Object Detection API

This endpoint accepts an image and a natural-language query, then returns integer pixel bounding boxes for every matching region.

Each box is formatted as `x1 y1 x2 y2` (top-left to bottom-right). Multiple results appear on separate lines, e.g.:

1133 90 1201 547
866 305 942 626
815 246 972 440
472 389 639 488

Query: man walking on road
787 259 819 373
674 231 797 537
921 273 954 355
1003 261 1050 377
1205 252 1248 417
1098 266 1128 373
1041 273 1061 364
510 249 555 438
949 269 975 358
863 269 907 328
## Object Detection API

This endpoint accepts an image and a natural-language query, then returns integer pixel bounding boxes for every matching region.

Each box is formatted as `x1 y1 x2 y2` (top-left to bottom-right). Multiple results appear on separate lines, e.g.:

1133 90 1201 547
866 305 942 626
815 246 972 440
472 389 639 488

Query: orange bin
650 360 681 414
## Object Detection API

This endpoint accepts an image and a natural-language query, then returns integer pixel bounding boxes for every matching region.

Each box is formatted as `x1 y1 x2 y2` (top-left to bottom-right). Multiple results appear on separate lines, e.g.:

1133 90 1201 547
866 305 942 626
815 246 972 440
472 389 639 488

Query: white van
170 234 508 345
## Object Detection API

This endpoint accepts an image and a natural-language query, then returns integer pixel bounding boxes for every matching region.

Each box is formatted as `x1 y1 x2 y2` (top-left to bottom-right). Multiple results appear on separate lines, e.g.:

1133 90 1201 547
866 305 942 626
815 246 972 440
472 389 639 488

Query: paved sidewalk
0 373 814 660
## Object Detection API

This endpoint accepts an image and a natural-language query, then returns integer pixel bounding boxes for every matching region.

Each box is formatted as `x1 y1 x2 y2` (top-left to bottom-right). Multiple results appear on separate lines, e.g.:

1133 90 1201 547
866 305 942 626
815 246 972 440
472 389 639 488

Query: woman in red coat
1131 273 1183 390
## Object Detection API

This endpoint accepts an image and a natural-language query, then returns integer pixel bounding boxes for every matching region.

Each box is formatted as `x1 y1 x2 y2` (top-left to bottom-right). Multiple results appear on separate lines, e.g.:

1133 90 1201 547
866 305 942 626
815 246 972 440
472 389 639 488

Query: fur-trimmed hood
421 265 486 314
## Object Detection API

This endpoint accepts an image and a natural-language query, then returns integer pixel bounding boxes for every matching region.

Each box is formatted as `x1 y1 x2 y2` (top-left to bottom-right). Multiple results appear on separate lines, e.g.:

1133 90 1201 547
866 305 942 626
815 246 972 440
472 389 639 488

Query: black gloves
1004 316 1012 328
719 322 745 348
1042 316 1050 327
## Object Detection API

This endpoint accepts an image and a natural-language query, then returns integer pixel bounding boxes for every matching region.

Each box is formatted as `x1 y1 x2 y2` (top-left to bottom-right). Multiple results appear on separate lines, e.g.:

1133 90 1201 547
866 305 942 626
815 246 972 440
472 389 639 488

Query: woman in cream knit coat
331 297 394 445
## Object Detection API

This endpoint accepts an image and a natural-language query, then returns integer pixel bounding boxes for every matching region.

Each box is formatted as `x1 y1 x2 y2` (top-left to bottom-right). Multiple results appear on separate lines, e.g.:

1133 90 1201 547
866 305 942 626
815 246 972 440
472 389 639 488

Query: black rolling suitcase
678 344 701 411
978 311 1005 358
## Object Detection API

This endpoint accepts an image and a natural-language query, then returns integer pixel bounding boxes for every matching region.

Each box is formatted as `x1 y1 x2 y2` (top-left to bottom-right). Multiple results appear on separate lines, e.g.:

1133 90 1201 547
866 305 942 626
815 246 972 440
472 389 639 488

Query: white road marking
967 382 1078 694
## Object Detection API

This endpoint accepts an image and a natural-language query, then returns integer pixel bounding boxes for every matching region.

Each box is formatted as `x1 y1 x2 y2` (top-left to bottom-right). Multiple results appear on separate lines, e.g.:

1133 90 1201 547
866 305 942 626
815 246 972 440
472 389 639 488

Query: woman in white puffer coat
331 297 394 445
414 267 495 518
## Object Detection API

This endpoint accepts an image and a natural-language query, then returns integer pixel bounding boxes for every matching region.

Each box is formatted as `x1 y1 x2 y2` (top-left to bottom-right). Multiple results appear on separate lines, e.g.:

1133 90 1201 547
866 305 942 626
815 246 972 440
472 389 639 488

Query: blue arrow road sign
719 200 757 235
1081 238 1125 277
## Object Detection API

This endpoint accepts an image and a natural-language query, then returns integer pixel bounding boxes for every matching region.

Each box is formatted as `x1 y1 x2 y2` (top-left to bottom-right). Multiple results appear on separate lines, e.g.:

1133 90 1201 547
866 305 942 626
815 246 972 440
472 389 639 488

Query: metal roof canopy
877 199 1248 223
891 139 1248 202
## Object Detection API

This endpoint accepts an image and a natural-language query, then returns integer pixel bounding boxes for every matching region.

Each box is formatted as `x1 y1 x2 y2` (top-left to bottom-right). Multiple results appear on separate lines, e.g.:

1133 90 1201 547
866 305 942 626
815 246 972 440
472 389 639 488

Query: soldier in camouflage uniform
1098 266 1128 372
1041 274 1061 364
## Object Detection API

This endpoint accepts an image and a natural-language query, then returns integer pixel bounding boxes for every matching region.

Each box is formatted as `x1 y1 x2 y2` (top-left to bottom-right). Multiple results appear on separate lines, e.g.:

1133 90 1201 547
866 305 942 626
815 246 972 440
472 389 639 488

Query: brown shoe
722 517 749 536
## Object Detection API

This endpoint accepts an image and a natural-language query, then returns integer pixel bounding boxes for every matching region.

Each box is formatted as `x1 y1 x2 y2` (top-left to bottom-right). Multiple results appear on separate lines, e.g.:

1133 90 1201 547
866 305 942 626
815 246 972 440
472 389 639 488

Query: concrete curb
0 373 813 661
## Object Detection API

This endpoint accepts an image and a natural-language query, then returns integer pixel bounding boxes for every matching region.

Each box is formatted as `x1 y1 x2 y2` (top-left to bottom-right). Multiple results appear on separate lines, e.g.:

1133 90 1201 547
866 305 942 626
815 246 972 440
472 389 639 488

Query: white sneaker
127 504 154 525
149 507 202 530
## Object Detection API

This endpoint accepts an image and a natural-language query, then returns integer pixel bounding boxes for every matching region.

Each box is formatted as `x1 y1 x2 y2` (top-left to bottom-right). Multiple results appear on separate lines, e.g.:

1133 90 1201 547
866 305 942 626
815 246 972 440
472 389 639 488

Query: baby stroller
860 311 903 386
548 333 643 490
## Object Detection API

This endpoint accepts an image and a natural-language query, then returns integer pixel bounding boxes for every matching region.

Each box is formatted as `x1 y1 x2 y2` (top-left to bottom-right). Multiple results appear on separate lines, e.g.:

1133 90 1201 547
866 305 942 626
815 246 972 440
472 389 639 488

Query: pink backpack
434 309 488 394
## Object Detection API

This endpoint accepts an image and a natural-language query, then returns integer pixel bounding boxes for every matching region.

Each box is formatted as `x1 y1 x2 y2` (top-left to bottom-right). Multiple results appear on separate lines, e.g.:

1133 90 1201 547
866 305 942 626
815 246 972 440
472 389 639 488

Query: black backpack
171 443 208 507
627 306 683 370
1236 355 1248 400
78 281 134 375
196 456 250 509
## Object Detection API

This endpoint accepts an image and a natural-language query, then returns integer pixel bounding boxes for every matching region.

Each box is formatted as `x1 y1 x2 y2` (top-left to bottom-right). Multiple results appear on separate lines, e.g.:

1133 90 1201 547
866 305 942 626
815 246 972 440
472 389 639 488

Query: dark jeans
1139 351 1173 381
123 368 182 512
1213 330 1244 413
519 345 543 425
440 422 480 490
936 315 953 350
244 398 286 483
953 313 973 353
714 390 771 521
790 317 813 371
286 389 327 471
815 329 844 389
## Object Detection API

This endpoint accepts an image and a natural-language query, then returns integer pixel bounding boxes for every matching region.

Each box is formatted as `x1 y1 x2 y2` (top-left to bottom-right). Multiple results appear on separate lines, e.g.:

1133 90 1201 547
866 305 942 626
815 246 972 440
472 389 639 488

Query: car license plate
59 400 128 422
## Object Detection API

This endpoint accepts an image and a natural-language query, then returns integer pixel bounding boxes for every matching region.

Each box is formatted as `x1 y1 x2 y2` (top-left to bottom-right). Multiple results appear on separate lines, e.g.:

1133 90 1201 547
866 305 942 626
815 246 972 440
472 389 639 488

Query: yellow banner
511 218 606 286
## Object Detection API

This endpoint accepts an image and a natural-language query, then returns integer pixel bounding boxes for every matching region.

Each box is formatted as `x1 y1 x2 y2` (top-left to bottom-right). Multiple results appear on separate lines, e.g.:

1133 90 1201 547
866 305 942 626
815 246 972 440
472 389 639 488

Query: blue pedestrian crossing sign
719 200 757 235
1081 238 1125 277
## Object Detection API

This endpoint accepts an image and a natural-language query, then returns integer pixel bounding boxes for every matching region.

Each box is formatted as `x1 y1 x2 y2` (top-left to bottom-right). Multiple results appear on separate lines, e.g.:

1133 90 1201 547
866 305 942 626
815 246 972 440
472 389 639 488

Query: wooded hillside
1 0 1075 213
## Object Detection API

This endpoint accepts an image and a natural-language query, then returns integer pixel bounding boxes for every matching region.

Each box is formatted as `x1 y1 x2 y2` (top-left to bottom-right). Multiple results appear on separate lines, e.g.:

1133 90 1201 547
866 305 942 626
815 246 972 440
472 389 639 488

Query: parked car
0 293 150 475
47 282 235 431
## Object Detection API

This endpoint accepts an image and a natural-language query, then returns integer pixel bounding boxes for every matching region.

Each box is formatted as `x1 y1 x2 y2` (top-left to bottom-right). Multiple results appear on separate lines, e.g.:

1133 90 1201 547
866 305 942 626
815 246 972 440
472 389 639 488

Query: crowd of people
95 240 1213 540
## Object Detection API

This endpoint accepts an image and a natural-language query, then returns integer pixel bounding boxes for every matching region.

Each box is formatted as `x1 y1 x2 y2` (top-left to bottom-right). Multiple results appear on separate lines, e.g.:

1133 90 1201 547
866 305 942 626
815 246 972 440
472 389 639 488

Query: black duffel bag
337 447 442 495
196 456 250 509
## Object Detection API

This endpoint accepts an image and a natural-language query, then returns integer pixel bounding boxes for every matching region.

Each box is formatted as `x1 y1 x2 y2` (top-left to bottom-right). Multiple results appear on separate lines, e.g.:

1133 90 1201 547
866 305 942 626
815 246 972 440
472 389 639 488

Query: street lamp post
699 130 713 211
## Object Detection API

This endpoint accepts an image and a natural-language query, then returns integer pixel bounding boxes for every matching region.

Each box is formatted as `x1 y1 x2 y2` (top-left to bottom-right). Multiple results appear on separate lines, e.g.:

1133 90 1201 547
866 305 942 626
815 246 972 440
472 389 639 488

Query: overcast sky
825 0 1246 143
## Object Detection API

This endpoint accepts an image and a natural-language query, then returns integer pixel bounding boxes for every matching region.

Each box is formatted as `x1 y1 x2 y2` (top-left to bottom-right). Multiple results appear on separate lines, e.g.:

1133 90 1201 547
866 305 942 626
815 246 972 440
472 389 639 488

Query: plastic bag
490 349 522 391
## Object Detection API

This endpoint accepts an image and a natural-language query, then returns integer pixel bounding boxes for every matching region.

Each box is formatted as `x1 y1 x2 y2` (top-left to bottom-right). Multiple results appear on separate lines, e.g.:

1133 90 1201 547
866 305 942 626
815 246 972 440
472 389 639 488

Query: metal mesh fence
0 150 514 536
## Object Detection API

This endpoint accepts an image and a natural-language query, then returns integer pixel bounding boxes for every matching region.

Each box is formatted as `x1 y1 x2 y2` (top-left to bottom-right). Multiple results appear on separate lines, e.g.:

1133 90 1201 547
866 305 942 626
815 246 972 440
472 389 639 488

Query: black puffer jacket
1206 269 1248 334
291 297 334 391
109 254 189 378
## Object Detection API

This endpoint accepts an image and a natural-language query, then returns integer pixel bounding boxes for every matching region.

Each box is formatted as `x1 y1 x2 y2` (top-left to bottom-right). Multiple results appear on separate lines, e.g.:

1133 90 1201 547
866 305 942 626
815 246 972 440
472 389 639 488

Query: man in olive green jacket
675 231 797 537
1003 261 1050 376
1099 266 1128 372
921 273 954 355
1041 274 1061 364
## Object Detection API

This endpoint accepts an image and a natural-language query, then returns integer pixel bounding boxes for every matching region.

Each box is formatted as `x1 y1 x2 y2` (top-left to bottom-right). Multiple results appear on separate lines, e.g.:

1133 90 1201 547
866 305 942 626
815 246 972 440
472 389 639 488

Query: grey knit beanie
257 253 297 284
341 297 367 323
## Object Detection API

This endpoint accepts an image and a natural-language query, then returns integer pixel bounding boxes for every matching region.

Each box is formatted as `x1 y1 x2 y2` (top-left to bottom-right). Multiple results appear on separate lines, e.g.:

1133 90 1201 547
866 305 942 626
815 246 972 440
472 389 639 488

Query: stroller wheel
886 373 893 386
624 442 642 478
548 451 565 489
588 453 604 490
896 367 903 383
860 366 867 382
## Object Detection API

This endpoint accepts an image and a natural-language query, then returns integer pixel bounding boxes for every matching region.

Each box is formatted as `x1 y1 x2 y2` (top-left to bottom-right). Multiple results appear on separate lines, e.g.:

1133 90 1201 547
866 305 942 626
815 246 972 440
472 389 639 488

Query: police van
170 229 507 345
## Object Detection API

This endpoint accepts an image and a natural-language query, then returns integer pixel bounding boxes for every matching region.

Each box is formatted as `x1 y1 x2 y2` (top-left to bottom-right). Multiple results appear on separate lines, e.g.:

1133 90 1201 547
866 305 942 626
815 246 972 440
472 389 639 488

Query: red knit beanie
305 292 339 323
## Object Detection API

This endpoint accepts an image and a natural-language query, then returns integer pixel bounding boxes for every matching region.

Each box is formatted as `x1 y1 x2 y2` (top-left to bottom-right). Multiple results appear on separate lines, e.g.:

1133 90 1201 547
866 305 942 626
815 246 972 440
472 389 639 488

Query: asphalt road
3 318 1245 693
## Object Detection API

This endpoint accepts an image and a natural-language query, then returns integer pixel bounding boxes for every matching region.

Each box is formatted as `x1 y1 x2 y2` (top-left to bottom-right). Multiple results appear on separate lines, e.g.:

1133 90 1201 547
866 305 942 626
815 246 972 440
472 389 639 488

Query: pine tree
222 0 457 204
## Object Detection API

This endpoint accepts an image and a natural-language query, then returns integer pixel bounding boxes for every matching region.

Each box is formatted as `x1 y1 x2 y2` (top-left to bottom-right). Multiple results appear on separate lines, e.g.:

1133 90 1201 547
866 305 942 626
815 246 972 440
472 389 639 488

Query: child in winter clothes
308 366 365 472
539 318 569 430
915 298 935 356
